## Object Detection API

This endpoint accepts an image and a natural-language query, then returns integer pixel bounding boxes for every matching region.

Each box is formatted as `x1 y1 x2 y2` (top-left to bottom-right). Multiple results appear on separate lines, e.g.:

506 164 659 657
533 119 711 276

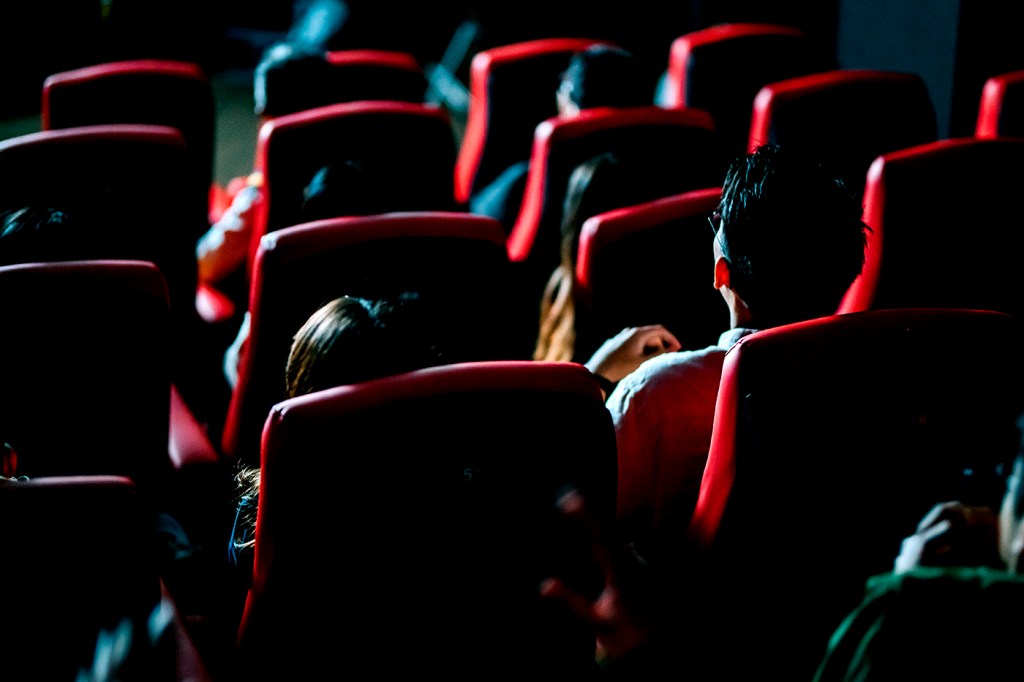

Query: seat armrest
169 384 222 470
195 282 236 324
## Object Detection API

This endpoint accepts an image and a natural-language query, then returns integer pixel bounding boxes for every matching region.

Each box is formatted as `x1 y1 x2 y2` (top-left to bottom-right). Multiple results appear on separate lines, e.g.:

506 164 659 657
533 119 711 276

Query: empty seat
843 137 1024 320
748 69 938 197
659 22 836 159
236 360 617 679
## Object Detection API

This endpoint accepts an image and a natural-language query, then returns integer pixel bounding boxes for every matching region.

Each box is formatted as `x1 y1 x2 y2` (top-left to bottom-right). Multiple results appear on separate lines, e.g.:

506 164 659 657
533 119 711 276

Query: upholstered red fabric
976 69 1024 138
237 360 617 679
748 69 937 196
845 137 1024 318
688 308 1024 679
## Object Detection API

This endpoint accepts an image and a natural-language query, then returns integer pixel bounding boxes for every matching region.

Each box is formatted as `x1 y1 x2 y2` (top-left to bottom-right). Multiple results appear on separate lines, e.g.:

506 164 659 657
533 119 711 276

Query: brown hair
284 293 443 398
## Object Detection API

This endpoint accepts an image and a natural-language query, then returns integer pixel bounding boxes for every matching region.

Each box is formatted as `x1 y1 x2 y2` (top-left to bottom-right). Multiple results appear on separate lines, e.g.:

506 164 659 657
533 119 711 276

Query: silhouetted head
0 207 77 266
299 160 387 221
557 44 656 115
284 293 445 398
254 42 336 118
714 143 869 328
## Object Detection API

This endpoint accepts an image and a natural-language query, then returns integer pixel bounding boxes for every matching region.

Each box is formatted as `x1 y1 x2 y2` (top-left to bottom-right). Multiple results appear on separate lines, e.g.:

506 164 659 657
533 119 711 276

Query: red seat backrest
0 260 172 492
0 475 166 681
748 69 937 197
844 137 1024 318
237 360 617 679
688 307 1024 680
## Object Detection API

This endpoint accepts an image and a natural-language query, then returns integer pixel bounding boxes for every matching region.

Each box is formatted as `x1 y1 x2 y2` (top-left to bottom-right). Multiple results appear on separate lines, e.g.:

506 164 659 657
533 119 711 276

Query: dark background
2 0 1020 179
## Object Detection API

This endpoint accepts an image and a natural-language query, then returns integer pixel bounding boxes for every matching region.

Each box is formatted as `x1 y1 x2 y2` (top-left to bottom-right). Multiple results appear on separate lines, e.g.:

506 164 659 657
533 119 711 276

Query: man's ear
714 256 731 290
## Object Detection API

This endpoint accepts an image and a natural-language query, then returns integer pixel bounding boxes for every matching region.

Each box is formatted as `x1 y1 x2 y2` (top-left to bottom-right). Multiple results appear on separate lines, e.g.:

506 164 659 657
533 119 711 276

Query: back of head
718 143 868 328
0 207 77 266
284 292 445 398
561 151 681 265
254 42 336 118
299 160 387 221
560 44 656 111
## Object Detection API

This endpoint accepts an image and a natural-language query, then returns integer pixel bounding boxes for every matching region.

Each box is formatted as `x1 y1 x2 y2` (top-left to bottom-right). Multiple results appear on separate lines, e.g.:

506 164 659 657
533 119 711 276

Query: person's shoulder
817 566 1024 681
642 343 727 377
865 565 1024 598
614 344 728 398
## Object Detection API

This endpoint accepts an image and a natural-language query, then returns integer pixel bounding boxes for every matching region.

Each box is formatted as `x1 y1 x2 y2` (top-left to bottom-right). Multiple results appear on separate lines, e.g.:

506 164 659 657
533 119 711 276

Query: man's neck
729 301 754 330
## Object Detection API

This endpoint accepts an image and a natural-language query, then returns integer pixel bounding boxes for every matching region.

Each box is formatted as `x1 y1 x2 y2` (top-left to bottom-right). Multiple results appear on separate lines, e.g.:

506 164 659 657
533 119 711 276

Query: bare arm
584 325 682 394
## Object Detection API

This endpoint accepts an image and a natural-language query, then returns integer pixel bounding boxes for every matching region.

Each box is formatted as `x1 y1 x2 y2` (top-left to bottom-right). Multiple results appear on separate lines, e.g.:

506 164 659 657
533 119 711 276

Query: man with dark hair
585 143 870 560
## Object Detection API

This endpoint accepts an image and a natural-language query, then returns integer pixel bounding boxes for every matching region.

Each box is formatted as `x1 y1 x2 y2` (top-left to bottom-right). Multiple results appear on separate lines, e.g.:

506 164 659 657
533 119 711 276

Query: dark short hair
717 143 869 328
253 42 336 118
0 207 75 266
560 44 656 110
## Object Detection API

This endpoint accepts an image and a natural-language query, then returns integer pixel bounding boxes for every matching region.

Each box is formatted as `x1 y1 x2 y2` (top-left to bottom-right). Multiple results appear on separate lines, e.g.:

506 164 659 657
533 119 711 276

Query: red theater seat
843 137 1024 319
748 69 938 197
687 308 1024 680
236 360 617 679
